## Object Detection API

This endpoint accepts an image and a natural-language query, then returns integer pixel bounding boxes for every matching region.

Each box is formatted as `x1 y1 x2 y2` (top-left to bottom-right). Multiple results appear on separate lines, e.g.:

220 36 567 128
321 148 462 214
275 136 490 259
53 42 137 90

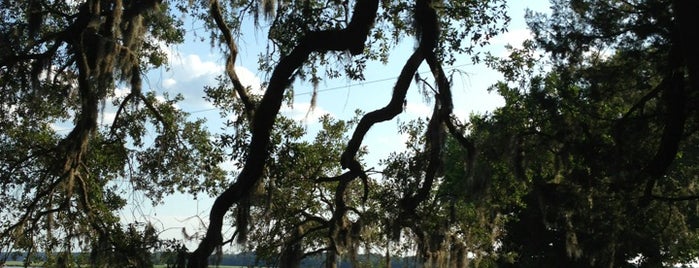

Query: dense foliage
475 0 699 266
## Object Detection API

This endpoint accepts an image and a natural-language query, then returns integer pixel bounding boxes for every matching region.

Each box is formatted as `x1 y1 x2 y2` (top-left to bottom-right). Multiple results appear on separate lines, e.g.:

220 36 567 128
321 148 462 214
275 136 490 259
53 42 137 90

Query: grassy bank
3 260 43 267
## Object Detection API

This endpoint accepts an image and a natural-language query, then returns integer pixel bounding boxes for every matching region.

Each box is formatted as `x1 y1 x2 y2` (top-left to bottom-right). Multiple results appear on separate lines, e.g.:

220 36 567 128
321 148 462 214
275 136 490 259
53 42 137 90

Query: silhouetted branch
188 0 379 265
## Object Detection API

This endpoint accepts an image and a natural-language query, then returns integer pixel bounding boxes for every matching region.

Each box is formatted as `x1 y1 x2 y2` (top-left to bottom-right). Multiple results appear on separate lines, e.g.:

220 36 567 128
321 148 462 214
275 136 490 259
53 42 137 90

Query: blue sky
115 0 551 249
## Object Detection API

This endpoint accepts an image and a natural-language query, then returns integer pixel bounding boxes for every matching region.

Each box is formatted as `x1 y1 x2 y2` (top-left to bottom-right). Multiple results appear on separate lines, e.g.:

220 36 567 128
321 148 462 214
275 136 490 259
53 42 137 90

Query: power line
293 76 398 96
154 63 473 114
50 63 474 132
292 63 473 97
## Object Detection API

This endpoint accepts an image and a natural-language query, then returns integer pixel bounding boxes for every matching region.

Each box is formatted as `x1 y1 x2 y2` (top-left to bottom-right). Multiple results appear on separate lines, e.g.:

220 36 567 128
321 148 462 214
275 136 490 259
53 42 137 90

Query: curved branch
340 0 444 173
210 0 255 122
188 0 379 265
340 50 424 169
393 0 449 218
407 37 457 207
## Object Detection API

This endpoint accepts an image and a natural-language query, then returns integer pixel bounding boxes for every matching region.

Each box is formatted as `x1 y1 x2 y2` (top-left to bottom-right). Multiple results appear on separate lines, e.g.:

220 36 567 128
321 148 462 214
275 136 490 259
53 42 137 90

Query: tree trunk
325 251 337 268
385 242 391 268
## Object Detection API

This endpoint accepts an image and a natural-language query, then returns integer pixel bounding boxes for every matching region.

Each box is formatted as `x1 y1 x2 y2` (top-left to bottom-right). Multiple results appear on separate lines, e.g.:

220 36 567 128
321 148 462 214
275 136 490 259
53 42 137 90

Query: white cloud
161 41 261 88
235 66 264 95
100 111 117 126
280 102 332 123
175 54 224 81
154 48 266 112
490 28 534 50
113 86 131 99
163 78 177 88
155 94 180 110
154 44 224 90
403 101 432 118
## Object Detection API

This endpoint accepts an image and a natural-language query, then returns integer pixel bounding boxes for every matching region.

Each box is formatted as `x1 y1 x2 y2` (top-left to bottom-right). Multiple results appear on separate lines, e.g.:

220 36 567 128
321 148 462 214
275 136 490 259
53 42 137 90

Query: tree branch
641 65 687 205
397 0 448 218
209 0 255 122
188 0 379 265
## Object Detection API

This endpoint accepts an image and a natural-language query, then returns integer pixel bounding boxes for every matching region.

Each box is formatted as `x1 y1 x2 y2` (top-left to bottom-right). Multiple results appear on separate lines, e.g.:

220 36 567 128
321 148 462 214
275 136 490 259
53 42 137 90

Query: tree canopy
477 0 699 266
2 0 699 267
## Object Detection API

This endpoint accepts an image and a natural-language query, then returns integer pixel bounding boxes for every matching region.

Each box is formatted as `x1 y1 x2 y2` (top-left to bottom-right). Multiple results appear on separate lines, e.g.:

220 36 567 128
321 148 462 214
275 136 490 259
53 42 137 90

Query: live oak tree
0 0 226 266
